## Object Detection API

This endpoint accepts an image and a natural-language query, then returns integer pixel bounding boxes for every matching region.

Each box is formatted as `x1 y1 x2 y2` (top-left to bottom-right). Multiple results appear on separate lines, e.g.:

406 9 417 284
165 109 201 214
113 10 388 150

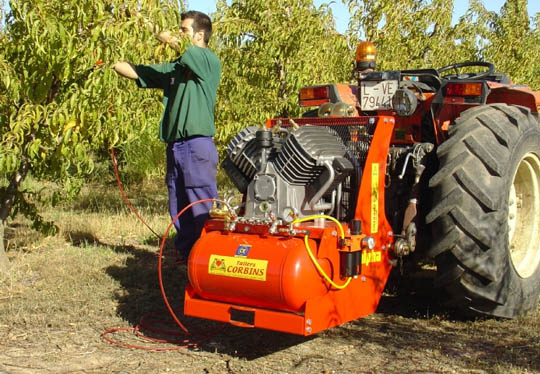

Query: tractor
183 41 540 335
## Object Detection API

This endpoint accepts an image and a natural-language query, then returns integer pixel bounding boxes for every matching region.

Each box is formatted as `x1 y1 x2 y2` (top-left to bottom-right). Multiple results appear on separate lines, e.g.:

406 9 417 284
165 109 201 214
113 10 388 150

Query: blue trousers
166 137 218 257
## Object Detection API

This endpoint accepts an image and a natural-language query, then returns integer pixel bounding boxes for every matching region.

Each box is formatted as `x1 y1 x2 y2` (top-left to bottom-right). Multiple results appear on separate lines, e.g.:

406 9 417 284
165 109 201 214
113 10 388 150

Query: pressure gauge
281 207 298 223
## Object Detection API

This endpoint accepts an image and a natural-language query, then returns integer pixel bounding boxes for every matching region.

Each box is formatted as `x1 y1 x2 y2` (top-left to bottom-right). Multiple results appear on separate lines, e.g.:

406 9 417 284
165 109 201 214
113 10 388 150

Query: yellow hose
292 214 345 238
292 215 351 290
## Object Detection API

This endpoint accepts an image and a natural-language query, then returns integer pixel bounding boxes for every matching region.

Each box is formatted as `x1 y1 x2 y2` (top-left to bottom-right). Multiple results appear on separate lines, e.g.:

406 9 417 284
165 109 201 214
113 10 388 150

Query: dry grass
0 182 539 374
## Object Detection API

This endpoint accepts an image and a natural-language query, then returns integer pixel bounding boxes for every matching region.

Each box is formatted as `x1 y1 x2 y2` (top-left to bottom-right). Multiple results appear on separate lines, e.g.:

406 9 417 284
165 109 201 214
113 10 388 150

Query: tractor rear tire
427 103 540 318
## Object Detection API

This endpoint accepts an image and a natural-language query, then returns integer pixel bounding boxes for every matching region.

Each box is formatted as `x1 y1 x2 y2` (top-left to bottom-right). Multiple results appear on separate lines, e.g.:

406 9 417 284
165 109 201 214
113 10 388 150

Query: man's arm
156 30 182 52
113 62 138 80
138 13 182 53
115 61 175 89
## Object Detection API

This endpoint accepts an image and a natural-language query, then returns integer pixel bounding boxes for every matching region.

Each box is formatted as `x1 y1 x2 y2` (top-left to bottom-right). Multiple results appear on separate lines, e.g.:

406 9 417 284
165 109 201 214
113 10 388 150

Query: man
113 11 221 260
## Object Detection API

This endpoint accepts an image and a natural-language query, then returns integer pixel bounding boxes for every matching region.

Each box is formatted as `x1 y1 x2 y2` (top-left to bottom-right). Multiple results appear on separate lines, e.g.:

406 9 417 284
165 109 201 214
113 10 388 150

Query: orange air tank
187 231 332 312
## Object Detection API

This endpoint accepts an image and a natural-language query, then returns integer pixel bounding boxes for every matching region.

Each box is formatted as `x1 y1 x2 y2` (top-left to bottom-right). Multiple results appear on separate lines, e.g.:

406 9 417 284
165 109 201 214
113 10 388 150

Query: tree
212 0 353 151
479 0 540 89
344 0 540 85
0 0 183 273
344 0 485 69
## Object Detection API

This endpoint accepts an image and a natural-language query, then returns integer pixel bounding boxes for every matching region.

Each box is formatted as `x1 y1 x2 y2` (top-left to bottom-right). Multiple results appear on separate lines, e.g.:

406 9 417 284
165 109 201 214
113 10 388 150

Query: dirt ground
0 187 539 374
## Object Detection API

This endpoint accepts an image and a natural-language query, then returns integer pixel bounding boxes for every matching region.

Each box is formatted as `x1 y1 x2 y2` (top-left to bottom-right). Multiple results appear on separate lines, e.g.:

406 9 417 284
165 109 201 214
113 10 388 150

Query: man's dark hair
181 11 212 45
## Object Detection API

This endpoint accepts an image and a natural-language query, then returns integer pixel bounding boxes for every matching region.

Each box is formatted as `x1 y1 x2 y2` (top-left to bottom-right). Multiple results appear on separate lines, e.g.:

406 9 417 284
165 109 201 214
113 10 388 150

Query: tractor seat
479 72 512 84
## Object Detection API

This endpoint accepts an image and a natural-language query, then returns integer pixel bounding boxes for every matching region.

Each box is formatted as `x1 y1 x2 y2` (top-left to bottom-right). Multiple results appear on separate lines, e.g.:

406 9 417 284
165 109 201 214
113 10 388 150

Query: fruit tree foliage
0 0 184 270
211 0 353 151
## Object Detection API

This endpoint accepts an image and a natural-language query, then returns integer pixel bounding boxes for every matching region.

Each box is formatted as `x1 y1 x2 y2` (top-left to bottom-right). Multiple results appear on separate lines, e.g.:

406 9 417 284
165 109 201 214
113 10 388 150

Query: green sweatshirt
135 46 221 142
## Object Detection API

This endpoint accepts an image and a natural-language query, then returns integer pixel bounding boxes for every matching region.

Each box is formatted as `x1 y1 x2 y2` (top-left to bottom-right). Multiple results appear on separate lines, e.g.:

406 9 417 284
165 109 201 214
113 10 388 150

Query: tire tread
428 103 540 318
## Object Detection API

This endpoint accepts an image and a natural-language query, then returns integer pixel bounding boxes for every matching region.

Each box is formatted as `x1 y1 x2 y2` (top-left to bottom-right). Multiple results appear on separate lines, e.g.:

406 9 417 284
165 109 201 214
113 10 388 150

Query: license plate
360 80 398 111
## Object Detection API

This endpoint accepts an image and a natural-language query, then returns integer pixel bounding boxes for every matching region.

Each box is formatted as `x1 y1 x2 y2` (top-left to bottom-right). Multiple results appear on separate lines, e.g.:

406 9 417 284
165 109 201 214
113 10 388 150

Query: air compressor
184 117 397 335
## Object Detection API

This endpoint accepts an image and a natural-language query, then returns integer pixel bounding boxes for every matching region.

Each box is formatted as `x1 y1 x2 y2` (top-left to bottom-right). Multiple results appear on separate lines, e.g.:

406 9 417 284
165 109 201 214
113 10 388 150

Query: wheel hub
508 152 540 278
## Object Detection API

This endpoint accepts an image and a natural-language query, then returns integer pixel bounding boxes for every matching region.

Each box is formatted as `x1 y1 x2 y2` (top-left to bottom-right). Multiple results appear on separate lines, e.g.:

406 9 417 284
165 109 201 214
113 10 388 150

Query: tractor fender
486 85 540 114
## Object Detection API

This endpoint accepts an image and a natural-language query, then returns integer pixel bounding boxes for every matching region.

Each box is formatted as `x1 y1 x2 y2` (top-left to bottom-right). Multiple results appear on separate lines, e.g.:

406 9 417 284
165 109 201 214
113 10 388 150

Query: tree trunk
0 160 30 276
0 220 9 275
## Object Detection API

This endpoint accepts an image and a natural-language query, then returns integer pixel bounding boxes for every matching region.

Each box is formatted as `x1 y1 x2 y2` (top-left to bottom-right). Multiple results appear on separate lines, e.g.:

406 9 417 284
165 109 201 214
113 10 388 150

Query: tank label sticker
235 244 252 257
208 255 268 281
371 163 379 233
363 251 382 266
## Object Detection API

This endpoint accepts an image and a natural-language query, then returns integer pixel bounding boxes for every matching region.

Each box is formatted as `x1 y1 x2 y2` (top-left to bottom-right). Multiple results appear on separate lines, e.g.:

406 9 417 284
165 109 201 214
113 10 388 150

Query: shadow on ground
98 234 313 358
99 235 539 372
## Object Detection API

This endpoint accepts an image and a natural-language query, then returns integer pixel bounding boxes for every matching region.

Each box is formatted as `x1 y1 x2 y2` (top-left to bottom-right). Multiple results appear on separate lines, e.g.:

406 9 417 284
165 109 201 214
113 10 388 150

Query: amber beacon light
355 41 376 71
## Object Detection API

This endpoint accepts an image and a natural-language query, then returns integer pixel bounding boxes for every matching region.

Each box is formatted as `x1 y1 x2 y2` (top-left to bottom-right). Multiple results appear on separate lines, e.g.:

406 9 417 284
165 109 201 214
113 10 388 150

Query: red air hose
157 198 219 334
103 148 227 350
110 148 163 240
